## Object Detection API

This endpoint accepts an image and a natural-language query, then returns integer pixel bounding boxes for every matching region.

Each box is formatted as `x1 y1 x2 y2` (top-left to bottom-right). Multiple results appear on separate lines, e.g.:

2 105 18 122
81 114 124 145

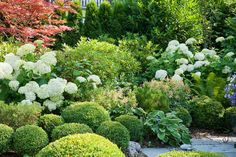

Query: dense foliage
61 102 110 130
13 125 48 156
0 124 13 154
96 121 130 150
51 123 93 141
36 133 125 157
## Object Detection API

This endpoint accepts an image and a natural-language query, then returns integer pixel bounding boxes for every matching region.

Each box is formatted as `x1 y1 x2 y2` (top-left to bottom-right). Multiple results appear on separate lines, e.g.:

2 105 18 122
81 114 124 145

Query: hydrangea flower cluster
154 37 235 81
225 73 236 106
0 43 78 111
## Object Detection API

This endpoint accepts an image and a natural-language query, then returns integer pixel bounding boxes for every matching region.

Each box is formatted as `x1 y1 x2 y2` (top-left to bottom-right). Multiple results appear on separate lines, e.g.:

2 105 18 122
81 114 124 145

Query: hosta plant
145 110 191 146
0 43 78 111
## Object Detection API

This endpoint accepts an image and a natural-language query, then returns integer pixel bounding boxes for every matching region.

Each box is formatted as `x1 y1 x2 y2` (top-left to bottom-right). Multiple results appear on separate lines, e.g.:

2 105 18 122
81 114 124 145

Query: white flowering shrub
0 43 82 111
146 37 236 81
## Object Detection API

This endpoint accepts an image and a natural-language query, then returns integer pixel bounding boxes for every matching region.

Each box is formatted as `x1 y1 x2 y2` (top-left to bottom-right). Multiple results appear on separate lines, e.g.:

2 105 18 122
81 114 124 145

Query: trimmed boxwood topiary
0 124 14 154
36 133 125 157
51 123 93 141
96 121 130 150
115 115 143 141
61 102 110 131
159 151 226 157
190 96 225 129
13 125 49 156
225 107 236 131
38 114 64 134
174 106 192 127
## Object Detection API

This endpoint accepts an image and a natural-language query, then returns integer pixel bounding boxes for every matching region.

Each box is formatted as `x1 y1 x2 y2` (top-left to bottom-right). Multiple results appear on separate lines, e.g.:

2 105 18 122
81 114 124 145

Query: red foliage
0 0 75 45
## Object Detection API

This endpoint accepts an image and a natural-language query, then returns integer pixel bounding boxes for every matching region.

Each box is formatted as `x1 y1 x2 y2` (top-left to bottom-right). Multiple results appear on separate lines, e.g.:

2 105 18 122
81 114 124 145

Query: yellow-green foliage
61 102 110 131
36 133 125 157
159 151 226 157
51 123 93 141
0 124 14 154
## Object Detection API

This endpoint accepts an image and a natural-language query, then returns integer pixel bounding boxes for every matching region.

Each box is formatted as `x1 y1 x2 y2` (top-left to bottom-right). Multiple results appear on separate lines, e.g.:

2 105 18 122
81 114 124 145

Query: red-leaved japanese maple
0 0 75 45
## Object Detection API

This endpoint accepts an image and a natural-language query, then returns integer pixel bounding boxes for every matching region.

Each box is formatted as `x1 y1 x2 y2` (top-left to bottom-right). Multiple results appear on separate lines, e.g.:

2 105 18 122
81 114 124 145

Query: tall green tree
84 1 101 38
99 0 112 34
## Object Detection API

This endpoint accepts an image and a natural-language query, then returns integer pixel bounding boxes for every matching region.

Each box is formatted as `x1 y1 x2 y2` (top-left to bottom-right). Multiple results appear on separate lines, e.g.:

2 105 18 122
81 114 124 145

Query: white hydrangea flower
176 58 188 65
9 80 20 91
155 70 167 80
65 82 78 94
20 99 32 105
4 53 21 70
177 44 189 54
194 61 205 68
36 84 49 99
185 38 197 45
33 60 51 75
225 52 234 57
203 60 210 66
194 52 205 61
202 49 216 57
175 68 184 75
180 64 188 72
187 64 194 72
87 75 102 84
76 76 87 83
50 95 64 102
17 44 36 57
40 51 57 66
222 66 232 74
25 81 40 93
43 100 57 111
216 37 225 43
146 56 156 60
23 61 35 71
183 50 194 58
0 62 13 79
226 36 234 40
166 45 178 54
47 78 67 97
171 74 183 81
168 40 179 47
194 72 201 77
18 86 27 94
25 92 36 101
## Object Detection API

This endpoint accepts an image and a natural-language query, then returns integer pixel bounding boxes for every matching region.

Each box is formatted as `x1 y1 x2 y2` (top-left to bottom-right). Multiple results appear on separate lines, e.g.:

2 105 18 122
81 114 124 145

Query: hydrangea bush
148 37 235 81
0 43 84 111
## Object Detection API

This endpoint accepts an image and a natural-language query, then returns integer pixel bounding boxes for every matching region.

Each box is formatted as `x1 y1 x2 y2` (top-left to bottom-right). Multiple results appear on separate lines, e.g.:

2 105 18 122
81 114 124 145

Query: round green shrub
191 96 225 129
13 125 49 156
115 115 143 141
0 124 14 154
36 133 125 157
174 106 192 127
225 107 236 130
159 150 226 157
61 102 110 131
96 121 130 150
51 123 93 141
38 114 64 134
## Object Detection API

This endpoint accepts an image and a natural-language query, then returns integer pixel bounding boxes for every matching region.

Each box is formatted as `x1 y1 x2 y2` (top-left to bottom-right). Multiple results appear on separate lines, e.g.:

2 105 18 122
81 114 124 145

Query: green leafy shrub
174 107 192 127
145 111 191 146
99 0 112 34
84 1 101 38
38 114 64 134
115 115 143 141
36 133 125 157
13 125 49 156
225 107 236 130
51 123 93 141
159 150 226 157
0 102 42 129
190 96 225 129
96 121 130 150
0 124 14 154
0 39 19 61
62 38 140 84
135 82 170 112
61 102 110 130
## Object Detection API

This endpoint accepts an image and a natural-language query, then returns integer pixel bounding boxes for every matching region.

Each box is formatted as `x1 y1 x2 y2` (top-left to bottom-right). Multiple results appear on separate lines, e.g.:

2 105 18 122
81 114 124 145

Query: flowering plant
147 37 235 82
225 73 236 106
0 43 79 111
